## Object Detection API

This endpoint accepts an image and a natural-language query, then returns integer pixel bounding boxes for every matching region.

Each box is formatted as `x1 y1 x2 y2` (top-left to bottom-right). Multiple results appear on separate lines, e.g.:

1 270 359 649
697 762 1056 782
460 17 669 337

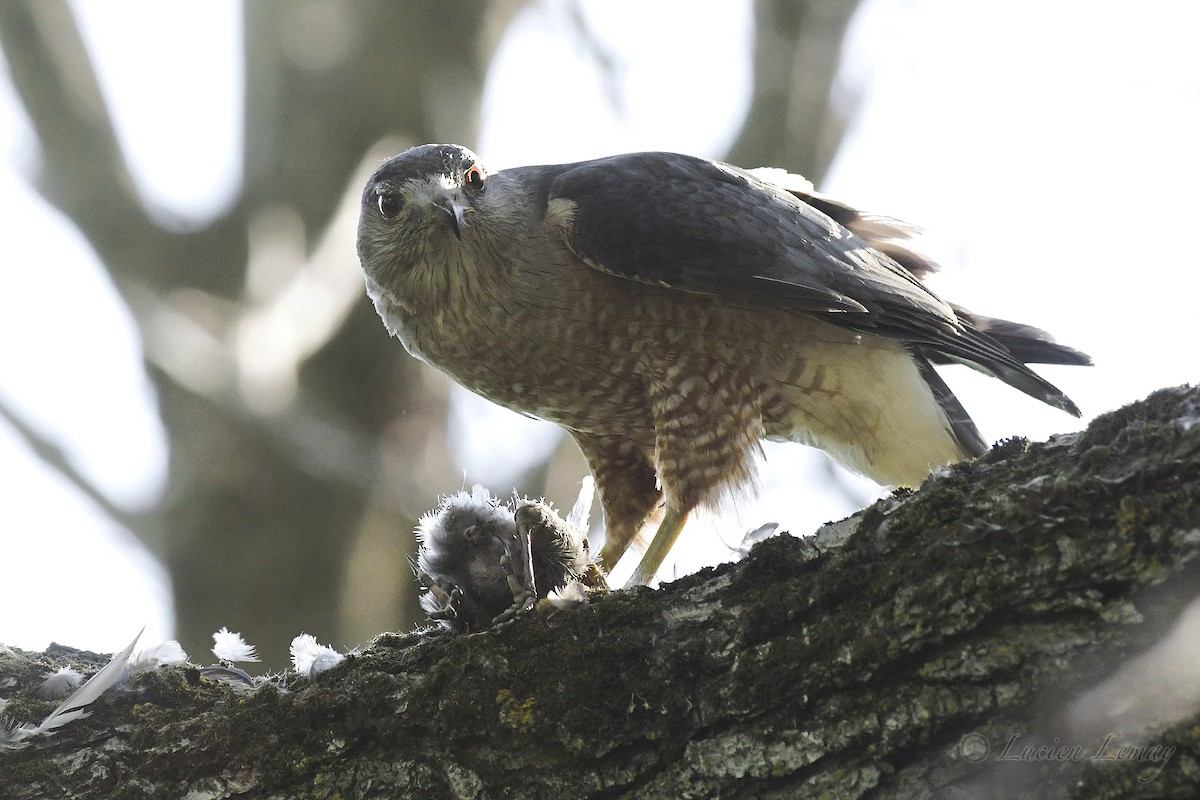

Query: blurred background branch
0 0 862 666
0 0 532 664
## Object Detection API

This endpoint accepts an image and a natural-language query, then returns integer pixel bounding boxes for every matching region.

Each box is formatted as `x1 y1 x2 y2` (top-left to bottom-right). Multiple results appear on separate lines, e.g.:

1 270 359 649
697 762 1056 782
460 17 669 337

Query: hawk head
357 144 488 278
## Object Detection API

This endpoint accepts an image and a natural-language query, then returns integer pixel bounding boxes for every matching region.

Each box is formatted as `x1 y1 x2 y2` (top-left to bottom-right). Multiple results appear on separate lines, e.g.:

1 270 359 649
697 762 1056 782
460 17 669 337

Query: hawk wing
544 151 1086 415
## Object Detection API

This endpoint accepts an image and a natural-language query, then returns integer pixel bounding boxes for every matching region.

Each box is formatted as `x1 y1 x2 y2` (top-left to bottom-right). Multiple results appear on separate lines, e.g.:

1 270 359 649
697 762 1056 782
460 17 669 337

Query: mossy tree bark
3 385 1200 799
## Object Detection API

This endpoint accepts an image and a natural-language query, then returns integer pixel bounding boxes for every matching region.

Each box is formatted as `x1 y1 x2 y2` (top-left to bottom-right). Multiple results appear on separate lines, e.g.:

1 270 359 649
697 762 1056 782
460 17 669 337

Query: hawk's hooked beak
434 197 466 240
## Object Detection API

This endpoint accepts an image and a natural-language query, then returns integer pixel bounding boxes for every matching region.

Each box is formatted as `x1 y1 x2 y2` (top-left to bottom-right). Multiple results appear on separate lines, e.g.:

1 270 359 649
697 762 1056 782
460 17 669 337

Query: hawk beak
435 197 466 240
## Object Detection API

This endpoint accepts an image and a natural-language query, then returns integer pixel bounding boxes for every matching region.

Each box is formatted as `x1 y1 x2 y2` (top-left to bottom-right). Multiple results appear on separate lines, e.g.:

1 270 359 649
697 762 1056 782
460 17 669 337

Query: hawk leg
627 505 689 587
573 432 660 573
625 358 765 586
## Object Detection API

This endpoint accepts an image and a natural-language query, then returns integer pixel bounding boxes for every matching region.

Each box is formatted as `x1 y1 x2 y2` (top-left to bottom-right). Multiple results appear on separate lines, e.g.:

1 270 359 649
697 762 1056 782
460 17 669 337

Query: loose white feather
290 634 344 677
131 640 188 672
733 522 781 558
545 579 590 610
39 668 85 700
212 627 261 663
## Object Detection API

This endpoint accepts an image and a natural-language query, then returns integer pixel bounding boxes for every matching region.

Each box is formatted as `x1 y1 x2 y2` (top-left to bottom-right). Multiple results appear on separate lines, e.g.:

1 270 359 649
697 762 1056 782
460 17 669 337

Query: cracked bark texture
3 385 1200 799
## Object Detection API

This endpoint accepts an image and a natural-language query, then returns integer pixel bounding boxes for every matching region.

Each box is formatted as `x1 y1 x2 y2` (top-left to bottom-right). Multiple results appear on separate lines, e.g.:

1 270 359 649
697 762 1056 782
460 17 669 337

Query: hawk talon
427 584 463 623
413 563 466 624
497 534 538 607
417 568 457 607
489 592 536 630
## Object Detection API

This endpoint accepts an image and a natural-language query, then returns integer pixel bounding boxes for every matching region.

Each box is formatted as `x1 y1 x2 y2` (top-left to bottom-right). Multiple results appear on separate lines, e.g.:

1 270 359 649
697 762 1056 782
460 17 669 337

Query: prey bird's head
357 144 488 284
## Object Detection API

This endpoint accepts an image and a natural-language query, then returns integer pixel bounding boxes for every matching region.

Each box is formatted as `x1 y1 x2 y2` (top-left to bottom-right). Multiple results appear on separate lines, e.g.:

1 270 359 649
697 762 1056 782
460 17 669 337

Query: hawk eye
377 191 401 220
464 165 486 192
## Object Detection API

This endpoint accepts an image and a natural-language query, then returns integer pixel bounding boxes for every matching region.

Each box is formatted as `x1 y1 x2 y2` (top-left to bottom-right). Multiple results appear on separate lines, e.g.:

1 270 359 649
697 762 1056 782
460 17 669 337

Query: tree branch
3 385 1199 798
0 395 147 537
727 0 864 181
0 0 249 296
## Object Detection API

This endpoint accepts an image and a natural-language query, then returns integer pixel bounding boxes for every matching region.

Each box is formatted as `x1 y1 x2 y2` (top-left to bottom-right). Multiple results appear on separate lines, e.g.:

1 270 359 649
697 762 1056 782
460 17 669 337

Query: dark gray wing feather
914 355 988 458
548 154 871 313
546 151 1086 416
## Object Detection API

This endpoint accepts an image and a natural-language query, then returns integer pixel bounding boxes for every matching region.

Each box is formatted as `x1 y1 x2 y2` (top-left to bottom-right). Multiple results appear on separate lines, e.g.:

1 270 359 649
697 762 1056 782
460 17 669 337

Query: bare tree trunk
4 385 1198 799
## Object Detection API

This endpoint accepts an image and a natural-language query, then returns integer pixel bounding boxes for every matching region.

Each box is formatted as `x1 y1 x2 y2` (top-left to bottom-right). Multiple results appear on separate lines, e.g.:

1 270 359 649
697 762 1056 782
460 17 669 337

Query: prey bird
357 145 1091 586
414 485 605 632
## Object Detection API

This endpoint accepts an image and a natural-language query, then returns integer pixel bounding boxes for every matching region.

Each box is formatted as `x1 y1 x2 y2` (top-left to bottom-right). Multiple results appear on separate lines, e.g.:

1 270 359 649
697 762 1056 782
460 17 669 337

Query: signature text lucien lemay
995 733 1175 782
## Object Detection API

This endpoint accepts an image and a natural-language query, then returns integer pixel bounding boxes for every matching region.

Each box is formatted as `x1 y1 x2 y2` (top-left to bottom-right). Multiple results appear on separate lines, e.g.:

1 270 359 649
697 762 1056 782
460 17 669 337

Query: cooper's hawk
357 145 1090 586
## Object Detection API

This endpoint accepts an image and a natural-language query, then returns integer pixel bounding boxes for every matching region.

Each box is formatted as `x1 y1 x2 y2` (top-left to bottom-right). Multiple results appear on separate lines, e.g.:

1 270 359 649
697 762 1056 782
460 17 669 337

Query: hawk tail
950 307 1093 367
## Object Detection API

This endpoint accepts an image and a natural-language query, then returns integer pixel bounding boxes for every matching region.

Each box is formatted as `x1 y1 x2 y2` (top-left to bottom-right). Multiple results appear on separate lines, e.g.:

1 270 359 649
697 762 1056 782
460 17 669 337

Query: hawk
357 145 1090 585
